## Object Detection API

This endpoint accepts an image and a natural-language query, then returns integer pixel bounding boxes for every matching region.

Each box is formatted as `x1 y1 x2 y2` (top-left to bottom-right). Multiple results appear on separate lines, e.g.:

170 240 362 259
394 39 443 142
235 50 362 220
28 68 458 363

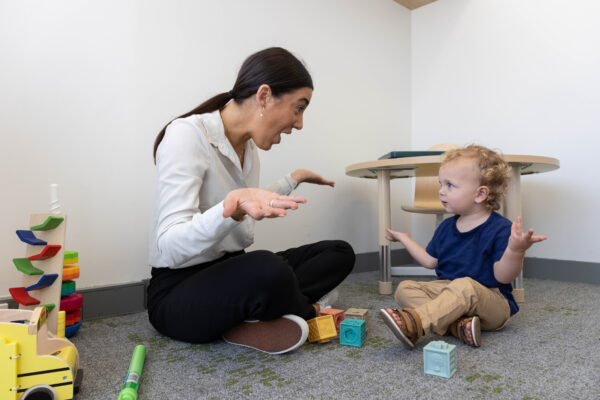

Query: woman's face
253 87 312 150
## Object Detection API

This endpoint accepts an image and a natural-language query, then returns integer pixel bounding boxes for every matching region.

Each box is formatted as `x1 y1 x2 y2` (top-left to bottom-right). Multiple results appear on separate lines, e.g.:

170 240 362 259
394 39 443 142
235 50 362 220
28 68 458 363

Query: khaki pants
394 277 511 336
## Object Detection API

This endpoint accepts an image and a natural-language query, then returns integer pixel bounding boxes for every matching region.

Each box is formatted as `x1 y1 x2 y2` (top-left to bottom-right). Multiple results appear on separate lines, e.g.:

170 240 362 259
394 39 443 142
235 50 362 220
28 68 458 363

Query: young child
380 144 547 349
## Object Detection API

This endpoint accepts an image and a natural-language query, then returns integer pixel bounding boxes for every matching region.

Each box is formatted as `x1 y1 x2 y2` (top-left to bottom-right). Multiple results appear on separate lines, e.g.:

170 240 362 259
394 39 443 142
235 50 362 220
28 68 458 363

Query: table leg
504 165 524 303
377 170 393 295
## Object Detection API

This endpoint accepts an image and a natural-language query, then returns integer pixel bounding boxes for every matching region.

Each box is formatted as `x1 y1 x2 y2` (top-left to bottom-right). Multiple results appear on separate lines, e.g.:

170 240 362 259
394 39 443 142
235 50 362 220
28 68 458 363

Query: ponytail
153 91 233 163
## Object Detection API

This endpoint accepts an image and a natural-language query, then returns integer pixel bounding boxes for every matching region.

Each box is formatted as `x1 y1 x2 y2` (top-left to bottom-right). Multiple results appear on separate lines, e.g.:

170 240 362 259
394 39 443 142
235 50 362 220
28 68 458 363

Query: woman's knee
328 240 356 273
243 250 297 291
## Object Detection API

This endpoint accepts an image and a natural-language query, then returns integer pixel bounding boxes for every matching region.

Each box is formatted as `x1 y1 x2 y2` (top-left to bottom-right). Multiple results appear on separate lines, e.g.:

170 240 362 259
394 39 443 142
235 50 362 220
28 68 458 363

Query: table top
346 154 560 179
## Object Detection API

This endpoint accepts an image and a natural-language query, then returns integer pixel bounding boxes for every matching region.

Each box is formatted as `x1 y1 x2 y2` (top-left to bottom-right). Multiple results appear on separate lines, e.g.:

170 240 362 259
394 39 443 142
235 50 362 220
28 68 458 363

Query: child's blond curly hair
441 144 512 211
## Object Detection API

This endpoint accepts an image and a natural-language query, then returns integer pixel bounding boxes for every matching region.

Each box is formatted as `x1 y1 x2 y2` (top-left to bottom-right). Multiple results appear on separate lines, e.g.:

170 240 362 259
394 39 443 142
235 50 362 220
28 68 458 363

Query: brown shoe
448 315 481 347
379 308 423 350
223 314 309 354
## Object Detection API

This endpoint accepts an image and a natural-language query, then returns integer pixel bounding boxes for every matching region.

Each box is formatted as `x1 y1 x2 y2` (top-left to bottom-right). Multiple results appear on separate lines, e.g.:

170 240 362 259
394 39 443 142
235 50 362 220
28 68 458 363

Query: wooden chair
401 144 460 226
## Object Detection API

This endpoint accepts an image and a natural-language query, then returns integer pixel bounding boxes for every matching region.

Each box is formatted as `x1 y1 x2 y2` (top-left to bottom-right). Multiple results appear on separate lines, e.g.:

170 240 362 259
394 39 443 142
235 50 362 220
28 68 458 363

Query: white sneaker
223 314 308 354
316 289 339 310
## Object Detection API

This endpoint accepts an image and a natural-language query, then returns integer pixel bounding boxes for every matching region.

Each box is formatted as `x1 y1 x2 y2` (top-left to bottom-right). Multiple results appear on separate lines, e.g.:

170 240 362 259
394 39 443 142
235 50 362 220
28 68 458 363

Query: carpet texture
71 272 600 399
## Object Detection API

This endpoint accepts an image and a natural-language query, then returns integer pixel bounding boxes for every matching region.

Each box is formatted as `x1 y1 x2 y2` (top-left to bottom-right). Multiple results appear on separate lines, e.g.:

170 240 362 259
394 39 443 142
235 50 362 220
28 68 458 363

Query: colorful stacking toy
61 250 82 337
3 188 82 399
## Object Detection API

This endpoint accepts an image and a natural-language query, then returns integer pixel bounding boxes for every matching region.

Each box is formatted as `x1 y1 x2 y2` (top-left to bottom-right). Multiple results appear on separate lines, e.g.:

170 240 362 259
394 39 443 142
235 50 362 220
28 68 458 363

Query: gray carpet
71 272 600 399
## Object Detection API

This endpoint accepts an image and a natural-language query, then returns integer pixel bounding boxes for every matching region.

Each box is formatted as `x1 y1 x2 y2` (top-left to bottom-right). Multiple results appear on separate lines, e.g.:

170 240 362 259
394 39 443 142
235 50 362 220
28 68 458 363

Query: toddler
381 144 546 348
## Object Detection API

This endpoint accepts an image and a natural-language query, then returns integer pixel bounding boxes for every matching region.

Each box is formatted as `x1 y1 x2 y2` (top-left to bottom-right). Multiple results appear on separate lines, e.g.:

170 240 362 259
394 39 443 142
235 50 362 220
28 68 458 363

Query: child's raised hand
385 227 410 243
508 216 547 253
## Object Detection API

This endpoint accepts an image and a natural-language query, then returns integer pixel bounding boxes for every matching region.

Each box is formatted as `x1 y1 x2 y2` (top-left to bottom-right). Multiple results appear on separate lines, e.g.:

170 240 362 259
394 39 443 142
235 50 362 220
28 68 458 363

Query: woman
147 47 355 354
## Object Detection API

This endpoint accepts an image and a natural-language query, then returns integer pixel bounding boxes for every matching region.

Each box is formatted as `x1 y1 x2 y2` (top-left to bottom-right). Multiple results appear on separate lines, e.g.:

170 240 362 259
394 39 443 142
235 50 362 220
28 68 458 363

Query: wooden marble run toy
10 214 67 335
0 306 80 399
307 315 337 343
3 186 83 398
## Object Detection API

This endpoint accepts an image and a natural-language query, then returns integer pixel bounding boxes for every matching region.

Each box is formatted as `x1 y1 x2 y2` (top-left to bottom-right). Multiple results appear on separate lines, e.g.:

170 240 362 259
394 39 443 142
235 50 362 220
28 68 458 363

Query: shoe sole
379 309 415 349
223 314 308 355
471 316 481 347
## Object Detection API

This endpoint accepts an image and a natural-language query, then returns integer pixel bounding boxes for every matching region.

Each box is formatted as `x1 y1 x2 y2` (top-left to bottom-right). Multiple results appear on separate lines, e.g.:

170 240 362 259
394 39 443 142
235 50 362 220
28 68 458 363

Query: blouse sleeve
153 120 239 268
264 173 299 195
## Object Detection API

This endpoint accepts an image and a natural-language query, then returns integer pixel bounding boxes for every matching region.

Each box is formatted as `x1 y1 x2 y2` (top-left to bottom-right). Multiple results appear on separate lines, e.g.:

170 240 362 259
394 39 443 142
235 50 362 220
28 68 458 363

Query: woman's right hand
223 188 307 221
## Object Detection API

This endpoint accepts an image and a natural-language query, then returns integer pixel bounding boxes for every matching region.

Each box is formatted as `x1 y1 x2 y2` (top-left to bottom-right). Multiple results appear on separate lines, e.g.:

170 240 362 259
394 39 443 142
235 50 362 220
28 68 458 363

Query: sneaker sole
223 314 308 355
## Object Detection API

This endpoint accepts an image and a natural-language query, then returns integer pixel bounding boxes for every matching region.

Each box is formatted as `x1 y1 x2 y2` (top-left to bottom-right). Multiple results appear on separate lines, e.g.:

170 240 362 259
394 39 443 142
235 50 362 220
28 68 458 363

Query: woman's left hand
291 169 335 187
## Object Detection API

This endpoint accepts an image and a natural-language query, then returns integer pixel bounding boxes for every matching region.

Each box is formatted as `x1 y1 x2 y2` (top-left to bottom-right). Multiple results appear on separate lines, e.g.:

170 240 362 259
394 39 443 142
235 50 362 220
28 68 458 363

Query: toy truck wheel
20 384 58 400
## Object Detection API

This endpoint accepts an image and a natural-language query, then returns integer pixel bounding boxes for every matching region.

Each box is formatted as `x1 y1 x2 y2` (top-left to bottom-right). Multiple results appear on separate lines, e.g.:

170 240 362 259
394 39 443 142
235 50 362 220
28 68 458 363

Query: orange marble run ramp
9 287 41 306
28 244 62 261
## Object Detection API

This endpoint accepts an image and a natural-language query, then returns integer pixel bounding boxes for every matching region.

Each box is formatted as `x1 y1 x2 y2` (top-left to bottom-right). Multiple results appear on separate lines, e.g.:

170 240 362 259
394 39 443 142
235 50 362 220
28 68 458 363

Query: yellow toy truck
1 306 79 400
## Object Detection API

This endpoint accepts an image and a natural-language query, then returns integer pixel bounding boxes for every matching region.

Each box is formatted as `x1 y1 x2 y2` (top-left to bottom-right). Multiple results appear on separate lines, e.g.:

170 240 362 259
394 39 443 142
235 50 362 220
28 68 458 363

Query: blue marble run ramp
25 274 59 291
16 230 48 245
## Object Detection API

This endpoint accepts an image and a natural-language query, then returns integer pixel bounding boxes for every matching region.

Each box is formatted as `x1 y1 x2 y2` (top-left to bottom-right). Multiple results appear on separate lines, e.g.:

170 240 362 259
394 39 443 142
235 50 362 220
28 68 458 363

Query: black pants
147 240 355 343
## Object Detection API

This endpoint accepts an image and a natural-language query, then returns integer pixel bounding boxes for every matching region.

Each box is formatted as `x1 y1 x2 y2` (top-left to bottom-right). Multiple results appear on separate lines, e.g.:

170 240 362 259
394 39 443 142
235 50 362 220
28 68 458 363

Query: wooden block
345 308 369 331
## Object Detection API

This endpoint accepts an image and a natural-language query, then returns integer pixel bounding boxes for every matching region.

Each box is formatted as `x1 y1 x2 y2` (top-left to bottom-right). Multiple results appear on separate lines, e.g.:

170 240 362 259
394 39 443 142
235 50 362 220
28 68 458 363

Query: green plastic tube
118 345 147 400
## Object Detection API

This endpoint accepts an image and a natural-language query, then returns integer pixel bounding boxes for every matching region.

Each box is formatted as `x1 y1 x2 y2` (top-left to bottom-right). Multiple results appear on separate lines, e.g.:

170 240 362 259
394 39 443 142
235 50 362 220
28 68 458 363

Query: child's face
438 158 487 215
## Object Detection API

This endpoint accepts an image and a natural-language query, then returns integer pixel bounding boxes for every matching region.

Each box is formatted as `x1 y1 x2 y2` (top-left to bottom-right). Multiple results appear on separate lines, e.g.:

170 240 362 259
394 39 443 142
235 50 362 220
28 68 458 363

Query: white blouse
148 110 298 269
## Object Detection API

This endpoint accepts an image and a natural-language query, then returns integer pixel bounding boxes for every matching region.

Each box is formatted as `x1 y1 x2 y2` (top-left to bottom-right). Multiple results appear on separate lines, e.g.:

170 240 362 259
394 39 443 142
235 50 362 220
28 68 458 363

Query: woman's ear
255 84 272 108
475 186 490 204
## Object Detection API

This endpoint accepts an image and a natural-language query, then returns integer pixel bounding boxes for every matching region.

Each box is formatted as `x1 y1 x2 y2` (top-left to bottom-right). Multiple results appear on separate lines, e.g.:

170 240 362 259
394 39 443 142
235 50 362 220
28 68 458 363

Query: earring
259 107 264 118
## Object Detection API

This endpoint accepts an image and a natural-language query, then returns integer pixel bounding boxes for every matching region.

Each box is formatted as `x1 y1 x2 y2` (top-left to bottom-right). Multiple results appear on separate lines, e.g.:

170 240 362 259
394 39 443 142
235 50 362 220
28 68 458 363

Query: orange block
62 264 80 281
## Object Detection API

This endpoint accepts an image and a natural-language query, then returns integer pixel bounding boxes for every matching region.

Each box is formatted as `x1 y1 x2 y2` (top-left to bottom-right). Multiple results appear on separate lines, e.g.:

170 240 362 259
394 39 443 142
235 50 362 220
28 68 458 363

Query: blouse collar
196 110 254 172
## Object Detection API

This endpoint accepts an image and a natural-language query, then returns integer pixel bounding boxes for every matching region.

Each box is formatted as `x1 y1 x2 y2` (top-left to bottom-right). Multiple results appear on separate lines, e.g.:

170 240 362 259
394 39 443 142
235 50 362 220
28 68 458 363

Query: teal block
423 341 457 379
339 318 366 347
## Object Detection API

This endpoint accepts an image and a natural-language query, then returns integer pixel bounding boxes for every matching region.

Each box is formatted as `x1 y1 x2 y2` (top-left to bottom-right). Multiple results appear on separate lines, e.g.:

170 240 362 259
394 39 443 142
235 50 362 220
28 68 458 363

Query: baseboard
523 257 600 284
1 255 596 321
0 281 148 322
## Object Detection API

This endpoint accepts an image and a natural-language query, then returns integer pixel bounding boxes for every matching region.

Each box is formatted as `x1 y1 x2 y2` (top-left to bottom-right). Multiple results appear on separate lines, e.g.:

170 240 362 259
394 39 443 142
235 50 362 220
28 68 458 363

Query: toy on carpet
423 340 457 378
339 318 366 347
344 307 369 331
307 315 337 343
318 308 344 333
4 184 83 398
60 251 82 337
118 345 147 400
0 306 80 399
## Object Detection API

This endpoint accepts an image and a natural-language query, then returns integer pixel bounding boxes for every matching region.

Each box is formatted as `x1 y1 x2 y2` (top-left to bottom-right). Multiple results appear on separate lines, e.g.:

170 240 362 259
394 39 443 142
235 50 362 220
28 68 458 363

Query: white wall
0 0 412 296
411 0 600 263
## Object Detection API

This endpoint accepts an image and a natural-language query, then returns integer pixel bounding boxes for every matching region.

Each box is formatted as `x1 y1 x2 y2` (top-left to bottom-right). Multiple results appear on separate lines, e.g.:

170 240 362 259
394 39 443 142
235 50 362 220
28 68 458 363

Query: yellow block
307 315 337 343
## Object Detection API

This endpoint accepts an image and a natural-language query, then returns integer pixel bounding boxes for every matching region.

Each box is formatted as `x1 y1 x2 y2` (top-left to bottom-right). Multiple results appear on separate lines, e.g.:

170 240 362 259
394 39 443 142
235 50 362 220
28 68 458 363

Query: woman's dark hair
153 47 313 162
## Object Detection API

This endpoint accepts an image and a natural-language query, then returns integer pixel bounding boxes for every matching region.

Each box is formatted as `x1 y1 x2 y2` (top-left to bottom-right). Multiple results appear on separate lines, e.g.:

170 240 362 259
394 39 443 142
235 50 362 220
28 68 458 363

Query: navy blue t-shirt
426 212 518 315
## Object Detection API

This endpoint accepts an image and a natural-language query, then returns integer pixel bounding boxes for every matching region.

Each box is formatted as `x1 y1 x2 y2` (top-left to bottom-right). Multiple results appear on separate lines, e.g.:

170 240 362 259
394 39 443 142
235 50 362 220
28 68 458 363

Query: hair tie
228 90 235 99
